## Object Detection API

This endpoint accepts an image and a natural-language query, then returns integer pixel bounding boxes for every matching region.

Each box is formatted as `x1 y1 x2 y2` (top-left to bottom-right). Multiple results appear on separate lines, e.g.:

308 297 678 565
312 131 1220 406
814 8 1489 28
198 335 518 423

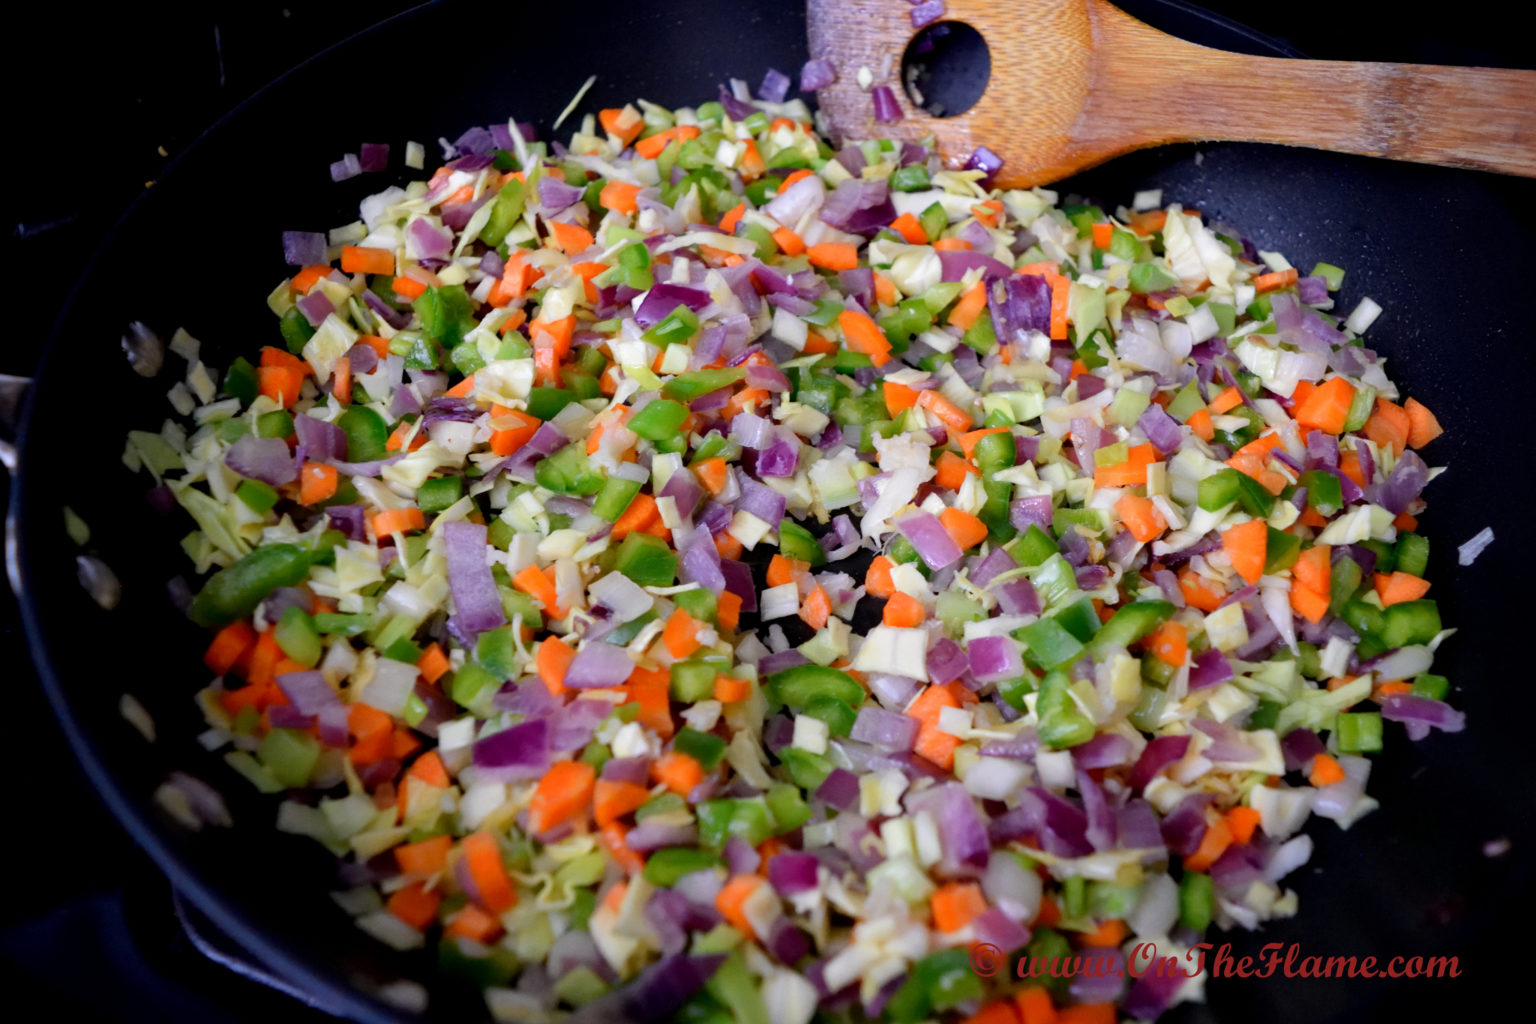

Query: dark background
2 1 1529 1020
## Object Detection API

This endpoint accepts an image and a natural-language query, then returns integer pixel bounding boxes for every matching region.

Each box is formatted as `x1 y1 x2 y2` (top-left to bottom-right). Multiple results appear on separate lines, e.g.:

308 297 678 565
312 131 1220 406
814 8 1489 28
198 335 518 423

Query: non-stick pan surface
14 0 1534 1020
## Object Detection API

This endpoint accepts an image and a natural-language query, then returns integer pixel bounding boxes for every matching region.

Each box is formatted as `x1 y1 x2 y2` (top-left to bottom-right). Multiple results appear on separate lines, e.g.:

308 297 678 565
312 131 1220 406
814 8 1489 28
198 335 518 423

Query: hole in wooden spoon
901 21 990 118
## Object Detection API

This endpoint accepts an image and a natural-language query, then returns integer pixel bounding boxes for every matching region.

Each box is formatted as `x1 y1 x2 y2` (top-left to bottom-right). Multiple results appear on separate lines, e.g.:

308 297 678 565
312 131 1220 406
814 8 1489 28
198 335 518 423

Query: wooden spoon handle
806 0 1536 187
1086 0 1536 177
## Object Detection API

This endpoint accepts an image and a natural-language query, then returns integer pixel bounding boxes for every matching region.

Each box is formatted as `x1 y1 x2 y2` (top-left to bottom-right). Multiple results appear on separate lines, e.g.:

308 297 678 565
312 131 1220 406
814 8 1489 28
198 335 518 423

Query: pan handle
0 373 32 596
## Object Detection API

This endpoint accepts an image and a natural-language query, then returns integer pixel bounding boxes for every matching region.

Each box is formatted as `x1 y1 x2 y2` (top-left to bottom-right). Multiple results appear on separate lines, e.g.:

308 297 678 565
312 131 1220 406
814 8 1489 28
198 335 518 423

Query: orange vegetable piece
890 212 928 244
298 462 338 505
947 282 989 331
934 451 978 491
1182 814 1232 872
459 832 516 913
594 779 651 828
1293 376 1356 435
939 507 989 550
652 751 705 795
1115 493 1167 543
1226 805 1262 845
1221 519 1268 585
662 608 703 659
883 381 920 416
386 881 442 930
340 246 395 275
837 309 892 367
931 881 988 933
916 388 974 435
883 591 925 628
205 621 257 675
807 243 859 271
1146 620 1188 667
716 875 765 936
799 585 832 630
1309 752 1346 787
1404 397 1442 449
1374 571 1431 606
394 835 452 876
528 760 596 834
547 220 594 255
865 555 897 599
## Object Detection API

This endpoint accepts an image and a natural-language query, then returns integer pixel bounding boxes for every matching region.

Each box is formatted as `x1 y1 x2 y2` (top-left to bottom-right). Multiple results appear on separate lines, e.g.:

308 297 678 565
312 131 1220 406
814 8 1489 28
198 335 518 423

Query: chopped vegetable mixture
127 72 1463 1024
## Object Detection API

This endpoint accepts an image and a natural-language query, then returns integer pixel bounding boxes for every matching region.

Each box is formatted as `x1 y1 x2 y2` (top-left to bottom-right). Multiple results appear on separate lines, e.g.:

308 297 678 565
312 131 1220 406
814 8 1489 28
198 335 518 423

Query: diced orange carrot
1309 752 1346 787
865 555 897 599
460 832 517 913
965 1002 1021 1024
932 237 972 251
528 760 596 834
599 107 645 146
1146 620 1188 667
1209 385 1244 414
205 621 257 675
1115 493 1167 543
610 492 662 542
718 201 747 234
599 180 642 215
594 779 651 828
947 282 989 331
340 246 395 275
1253 268 1299 293
934 450 978 491
652 751 705 795
716 875 765 936
408 750 450 788
624 667 674 739
939 507 989 550
714 673 751 703
1293 545 1331 596
514 564 566 619
717 592 743 632
370 507 425 539
1092 443 1158 487
445 903 505 943
1293 376 1356 435
547 220 594 255
1226 805 1262 845
1090 222 1114 248
1056 1005 1116 1024
799 585 831 630
536 636 575 695
1079 918 1128 948
1183 814 1233 872
662 608 702 659
807 243 858 271
394 835 452 876
1374 571 1431 606
908 685 961 770
299 462 338 505
1187 407 1215 441
1015 987 1057 1024
1221 519 1268 585
883 591 925 628
883 380 920 416
1364 396 1411 457
917 388 974 435
290 265 332 294
1404 397 1442 449
1290 584 1330 624
837 309 892 367
386 881 441 930
890 212 928 245
258 366 306 408
931 881 988 932
772 227 807 257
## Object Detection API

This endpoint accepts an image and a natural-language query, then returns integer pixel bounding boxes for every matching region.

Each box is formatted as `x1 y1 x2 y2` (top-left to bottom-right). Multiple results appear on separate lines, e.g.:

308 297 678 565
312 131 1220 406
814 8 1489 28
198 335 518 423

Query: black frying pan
14 0 1535 1020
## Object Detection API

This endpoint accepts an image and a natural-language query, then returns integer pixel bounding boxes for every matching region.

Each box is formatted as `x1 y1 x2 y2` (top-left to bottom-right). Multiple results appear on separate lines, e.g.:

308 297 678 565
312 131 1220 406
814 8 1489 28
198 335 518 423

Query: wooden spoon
807 0 1536 187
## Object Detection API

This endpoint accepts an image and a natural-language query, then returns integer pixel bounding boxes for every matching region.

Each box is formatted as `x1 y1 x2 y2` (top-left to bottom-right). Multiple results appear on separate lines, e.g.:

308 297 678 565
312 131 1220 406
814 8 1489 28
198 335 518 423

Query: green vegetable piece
767 665 863 708
478 179 527 247
592 475 642 522
1053 596 1102 643
1037 670 1095 749
889 165 930 192
279 307 316 355
1092 600 1176 652
1330 556 1364 613
448 662 500 716
188 544 310 627
1015 617 1086 672
662 368 744 403
224 357 259 406
235 479 280 514
644 847 725 887
886 949 983 1023
777 519 825 566
1310 262 1346 291
535 442 604 495
803 696 857 738
643 306 701 346
973 430 1016 471
1343 384 1377 433
1300 469 1344 517
258 728 320 789
697 799 774 851
336 407 389 462
413 285 476 348
1412 673 1449 701
675 727 728 770
1128 262 1179 294
614 532 678 586
778 748 831 789
636 792 685 823
1380 600 1441 648
314 612 369 636
255 410 294 439
1249 699 1283 730
1011 524 1059 566
1180 871 1214 931
1395 532 1430 579
1264 526 1302 574
417 475 463 515
274 606 322 667
766 783 812 833
1335 711 1383 754
628 398 690 441
476 628 517 679
526 386 577 421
